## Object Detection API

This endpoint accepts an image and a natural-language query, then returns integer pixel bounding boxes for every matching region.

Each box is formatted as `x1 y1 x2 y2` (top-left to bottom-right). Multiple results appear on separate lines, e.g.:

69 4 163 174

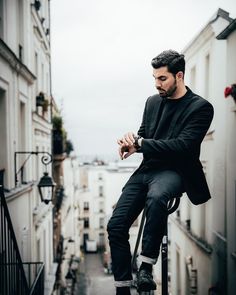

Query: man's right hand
117 132 137 160
118 144 136 160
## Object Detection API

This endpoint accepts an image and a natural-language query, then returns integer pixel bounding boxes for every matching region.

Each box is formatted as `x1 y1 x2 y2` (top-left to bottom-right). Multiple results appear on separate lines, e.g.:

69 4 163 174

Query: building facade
53 156 81 294
78 162 108 251
77 160 141 277
0 1 56 294
169 9 236 295
217 17 236 294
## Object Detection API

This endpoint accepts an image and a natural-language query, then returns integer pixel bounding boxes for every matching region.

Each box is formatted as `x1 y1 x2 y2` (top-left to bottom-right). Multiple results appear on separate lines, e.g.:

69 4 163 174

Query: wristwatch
134 135 142 150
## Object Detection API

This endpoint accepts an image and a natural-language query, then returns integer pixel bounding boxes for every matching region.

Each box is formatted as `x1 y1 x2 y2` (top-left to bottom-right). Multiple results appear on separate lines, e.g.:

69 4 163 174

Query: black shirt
142 88 192 170
154 88 190 140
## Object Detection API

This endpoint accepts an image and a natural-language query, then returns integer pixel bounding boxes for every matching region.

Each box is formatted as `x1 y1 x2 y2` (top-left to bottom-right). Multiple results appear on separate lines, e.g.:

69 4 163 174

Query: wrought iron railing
0 169 45 295
28 262 44 295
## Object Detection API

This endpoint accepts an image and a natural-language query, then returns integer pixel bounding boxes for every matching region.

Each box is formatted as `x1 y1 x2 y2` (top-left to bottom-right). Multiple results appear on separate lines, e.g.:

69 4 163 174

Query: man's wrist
138 137 143 147
134 135 143 150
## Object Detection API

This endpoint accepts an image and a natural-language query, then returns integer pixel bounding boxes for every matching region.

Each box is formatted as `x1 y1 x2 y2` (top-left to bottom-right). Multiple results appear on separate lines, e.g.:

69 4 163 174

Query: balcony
0 170 45 294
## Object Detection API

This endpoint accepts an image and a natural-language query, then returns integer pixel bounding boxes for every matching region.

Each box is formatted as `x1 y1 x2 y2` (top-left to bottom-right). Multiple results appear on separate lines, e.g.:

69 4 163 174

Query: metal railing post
161 197 180 295
132 196 181 295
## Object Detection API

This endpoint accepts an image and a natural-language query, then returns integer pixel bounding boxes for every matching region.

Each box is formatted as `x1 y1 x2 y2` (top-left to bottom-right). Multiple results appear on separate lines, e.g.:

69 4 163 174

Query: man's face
153 66 178 98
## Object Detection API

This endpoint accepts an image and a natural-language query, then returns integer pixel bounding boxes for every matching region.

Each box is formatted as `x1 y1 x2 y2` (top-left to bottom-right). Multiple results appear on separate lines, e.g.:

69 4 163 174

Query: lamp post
37 172 56 204
14 151 56 204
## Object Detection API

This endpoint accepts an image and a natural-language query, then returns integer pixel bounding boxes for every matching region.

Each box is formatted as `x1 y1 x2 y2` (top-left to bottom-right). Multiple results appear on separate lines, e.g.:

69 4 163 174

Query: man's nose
155 80 161 88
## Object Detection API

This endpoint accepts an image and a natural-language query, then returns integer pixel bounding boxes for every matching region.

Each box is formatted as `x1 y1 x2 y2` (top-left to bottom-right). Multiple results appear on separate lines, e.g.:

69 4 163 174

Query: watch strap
134 135 142 150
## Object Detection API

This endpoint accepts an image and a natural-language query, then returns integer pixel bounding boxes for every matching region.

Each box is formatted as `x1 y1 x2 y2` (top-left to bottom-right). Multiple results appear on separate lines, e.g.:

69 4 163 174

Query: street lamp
38 172 56 204
14 151 56 204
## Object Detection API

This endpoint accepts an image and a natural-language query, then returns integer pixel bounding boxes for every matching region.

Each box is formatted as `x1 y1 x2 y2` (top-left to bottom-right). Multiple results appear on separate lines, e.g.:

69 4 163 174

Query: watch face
138 138 142 147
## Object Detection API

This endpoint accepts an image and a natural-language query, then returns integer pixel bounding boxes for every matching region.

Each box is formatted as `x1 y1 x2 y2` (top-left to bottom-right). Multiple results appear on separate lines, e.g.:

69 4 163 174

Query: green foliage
65 140 74 156
52 115 75 156
52 115 63 130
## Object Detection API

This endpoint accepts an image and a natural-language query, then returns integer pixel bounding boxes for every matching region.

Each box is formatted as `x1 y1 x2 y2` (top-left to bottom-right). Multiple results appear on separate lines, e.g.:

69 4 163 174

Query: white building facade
78 163 109 250
77 161 142 277
216 17 236 294
169 9 235 295
57 156 81 290
0 1 56 294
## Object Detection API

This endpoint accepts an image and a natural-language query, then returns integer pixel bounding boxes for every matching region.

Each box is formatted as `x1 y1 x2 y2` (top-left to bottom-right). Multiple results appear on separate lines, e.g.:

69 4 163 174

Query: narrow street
75 253 137 295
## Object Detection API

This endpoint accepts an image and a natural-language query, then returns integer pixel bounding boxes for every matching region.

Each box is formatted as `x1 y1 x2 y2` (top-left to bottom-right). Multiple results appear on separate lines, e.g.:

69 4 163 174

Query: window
99 218 104 229
34 52 38 94
84 202 89 211
37 239 41 261
41 63 44 91
84 217 89 228
99 185 103 197
205 54 210 99
185 200 192 231
19 44 23 62
46 72 49 95
99 201 104 213
19 101 26 151
0 0 4 39
18 0 24 62
176 249 181 295
0 89 7 179
98 173 103 180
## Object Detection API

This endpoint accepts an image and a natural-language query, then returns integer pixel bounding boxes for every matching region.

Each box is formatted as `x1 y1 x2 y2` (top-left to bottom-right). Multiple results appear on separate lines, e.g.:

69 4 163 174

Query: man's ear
176 71 184 81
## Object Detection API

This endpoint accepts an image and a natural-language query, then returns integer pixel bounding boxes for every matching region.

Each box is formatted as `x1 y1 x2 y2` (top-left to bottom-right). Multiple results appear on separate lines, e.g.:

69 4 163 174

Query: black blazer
137 88 214 205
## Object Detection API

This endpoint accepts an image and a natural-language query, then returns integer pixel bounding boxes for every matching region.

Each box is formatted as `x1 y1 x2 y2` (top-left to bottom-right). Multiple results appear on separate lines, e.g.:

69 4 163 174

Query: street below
75 253 137 295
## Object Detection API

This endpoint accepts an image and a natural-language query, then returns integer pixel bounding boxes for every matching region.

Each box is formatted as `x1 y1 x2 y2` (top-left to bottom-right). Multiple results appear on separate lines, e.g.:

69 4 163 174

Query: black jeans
107 168 184 287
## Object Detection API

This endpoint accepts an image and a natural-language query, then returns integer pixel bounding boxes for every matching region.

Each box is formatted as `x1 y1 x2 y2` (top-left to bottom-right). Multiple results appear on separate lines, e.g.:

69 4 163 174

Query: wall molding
0 39 36 84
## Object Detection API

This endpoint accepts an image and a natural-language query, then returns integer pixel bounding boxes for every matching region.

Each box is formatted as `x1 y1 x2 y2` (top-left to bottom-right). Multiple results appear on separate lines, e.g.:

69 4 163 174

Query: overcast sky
51 0 236 160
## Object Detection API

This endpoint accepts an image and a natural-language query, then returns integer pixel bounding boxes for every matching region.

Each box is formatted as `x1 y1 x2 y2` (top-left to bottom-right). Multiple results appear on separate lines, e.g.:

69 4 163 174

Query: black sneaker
136 269 157 292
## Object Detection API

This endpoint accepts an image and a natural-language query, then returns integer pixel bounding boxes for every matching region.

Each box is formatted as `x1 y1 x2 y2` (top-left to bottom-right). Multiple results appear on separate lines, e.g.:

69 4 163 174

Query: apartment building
169 8 236 295
77 160 142 281
216 16 236 294
0 1 56 294
78 162 108 251
54 156 81 293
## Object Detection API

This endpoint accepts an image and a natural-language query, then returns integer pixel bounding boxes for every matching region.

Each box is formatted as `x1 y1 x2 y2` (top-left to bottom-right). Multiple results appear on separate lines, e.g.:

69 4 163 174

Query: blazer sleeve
137 98 149 138
140 102 214 158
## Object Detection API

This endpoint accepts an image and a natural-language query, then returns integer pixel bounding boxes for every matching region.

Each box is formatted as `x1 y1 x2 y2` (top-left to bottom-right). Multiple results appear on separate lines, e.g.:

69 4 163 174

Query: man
107 50 214 295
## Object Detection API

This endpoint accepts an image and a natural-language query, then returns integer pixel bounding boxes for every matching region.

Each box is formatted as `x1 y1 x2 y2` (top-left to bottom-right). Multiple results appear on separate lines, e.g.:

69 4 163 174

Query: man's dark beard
157 80 177 98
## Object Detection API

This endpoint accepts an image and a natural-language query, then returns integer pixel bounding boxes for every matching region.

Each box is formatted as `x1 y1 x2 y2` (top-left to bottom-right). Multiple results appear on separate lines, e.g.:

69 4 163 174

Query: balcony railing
0 169 45 295
0 262 44 295
28 262 44 295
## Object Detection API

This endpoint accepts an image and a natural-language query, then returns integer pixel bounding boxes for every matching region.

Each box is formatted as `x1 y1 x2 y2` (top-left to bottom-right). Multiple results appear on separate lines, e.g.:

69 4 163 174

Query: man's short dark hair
151 50 185 76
